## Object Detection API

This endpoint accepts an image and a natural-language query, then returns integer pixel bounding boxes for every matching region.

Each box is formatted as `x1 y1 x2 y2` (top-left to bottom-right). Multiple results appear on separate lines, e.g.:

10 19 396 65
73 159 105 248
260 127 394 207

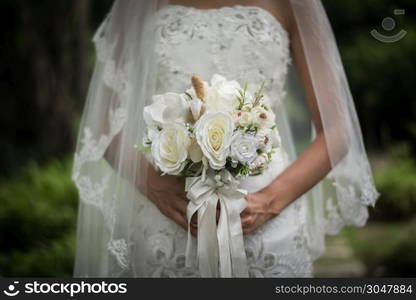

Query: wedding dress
73 1 379 278
134 5 312 277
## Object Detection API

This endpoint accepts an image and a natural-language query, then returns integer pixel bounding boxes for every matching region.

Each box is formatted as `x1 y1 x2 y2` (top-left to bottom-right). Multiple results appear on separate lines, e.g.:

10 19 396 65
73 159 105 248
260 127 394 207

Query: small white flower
233 110 253 128
151 123 190 175
241 101 253 111
249 152 269 171
251 105 275 127
194 112 234 169
256 128 272 152
230 131 259 164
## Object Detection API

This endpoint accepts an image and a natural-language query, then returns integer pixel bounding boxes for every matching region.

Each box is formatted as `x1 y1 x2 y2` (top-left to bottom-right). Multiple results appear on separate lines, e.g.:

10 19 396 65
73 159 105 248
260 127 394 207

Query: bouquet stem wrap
185 170 249 277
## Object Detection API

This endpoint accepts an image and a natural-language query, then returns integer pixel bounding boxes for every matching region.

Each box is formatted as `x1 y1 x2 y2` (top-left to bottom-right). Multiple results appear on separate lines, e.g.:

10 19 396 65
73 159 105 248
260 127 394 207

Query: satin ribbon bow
185 170 249 277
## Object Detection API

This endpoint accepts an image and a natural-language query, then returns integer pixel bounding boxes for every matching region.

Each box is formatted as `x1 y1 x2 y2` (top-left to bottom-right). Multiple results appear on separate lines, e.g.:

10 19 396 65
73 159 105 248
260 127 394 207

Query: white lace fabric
155 5 291 105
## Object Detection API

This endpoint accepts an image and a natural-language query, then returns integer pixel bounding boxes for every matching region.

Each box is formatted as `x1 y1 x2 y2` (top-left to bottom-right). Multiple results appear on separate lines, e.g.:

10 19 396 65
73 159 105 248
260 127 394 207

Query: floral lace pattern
154 5 291 106
108 239 129 270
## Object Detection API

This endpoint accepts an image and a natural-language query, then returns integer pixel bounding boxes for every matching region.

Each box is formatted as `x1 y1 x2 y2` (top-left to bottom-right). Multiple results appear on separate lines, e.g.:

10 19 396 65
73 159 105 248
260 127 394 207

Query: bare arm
266 6 332 214
241 1 337 233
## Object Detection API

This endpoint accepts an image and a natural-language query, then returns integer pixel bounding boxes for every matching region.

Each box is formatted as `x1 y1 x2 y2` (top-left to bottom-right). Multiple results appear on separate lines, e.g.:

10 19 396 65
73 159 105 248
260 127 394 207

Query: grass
0 158 78 277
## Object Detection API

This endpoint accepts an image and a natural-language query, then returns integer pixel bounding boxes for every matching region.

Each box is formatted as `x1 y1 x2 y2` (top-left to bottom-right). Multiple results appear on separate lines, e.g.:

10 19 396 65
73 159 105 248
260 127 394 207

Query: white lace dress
126 5 314 277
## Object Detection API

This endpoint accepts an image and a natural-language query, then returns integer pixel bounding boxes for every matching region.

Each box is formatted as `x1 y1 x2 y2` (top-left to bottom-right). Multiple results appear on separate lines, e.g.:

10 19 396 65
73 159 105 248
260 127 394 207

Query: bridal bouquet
138 74 281 277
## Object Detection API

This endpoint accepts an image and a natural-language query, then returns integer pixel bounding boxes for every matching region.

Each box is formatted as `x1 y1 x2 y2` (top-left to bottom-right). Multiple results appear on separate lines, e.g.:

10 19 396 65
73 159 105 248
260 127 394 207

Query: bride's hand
240 188 281 235
139 164 189 231
138 161 219 237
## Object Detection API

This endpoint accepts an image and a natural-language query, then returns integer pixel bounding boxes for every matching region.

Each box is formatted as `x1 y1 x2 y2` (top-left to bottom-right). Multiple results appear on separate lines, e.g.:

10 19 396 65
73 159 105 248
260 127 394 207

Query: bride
72 0 379 277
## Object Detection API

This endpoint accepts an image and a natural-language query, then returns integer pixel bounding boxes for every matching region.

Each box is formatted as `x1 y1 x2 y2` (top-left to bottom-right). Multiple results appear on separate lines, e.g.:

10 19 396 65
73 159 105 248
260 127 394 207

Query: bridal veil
72 0 379 276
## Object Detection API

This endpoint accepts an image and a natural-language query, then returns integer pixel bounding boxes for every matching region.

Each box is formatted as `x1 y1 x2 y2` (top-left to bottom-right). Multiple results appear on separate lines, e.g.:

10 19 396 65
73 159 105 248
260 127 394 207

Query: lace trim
72 106 126 177
93 12 115 63
73 23 128 229
92 11 131 99
323 176 379 236
108 239 130 270
360 177 380 207
72 109 126 232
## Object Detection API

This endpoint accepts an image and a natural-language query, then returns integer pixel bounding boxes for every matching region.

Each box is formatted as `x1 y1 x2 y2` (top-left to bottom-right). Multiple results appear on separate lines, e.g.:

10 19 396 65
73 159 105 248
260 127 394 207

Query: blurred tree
75 0 91 104
323 0 416 152
0 0 112 177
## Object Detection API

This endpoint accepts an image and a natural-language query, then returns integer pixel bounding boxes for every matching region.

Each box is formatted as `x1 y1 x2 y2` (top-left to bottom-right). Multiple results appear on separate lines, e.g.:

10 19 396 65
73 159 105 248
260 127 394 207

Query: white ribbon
185 170 249 277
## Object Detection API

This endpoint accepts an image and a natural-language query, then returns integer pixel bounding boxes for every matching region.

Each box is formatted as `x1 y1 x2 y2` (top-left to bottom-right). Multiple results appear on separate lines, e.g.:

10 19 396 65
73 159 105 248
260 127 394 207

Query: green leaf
253 81 266 107
136 145 151 152
184 92 193 100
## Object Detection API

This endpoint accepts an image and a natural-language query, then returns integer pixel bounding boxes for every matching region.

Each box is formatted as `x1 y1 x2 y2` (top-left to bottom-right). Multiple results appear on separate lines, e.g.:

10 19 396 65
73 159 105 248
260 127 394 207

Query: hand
240 188 280 235
189 203 221 237
138 161 220 237
138 162 189 232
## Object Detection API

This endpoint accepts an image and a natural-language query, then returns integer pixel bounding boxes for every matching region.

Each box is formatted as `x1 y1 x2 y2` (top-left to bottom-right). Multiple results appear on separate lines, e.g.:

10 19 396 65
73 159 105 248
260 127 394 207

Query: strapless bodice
154 5 291 102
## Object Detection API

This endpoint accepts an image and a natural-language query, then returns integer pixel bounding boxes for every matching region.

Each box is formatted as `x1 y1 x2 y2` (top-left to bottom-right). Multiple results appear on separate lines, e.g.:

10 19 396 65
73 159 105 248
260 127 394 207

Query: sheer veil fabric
72 0 379 277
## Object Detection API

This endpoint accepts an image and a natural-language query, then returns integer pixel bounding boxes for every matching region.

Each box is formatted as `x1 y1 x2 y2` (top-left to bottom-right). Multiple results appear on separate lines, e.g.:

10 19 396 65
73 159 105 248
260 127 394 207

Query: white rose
230 131 259 164
204 74 240 112
151 123 190 175
194 112 234 169
143 93 189 134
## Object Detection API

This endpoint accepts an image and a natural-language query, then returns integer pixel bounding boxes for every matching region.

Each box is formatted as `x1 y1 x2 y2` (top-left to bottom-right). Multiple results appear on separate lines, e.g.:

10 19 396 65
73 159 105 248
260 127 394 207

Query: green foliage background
0 0 415 277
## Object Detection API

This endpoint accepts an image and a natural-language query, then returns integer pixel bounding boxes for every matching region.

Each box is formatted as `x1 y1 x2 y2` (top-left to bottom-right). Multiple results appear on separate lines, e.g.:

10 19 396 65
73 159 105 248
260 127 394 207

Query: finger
171 195 188 216
240 214 251 224
189 213 198 235
240 209 250 218
172 203 187 224
176 198 188 216
241 215 255 228
191 213 198 224
173 212 188 231
243 226 254 235
242 218 257 234
215 202 221 223
240 204 252 217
